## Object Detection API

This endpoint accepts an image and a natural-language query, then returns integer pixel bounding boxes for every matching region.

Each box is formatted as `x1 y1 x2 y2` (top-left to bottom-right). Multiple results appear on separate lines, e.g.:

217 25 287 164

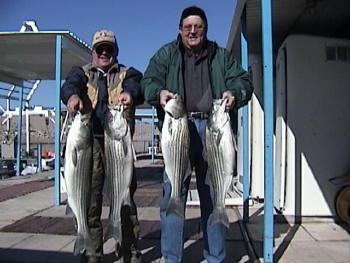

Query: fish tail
208 207 229 228
73 232 95 256
166 197 185 218
104 221 122 244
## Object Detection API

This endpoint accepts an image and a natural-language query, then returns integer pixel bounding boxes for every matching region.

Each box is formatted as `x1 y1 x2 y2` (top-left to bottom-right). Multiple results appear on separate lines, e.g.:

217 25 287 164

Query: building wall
275 34 350 216
0 114 157 159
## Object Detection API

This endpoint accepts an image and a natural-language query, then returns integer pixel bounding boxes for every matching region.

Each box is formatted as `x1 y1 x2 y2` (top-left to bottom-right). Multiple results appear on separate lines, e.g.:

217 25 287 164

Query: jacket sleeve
61 66 87 105
123 67 144 106
224 49 254 109
141 47 169 107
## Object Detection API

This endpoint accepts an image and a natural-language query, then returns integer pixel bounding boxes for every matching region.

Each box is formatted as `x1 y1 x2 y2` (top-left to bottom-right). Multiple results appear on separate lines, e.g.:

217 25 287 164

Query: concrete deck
0 160 349 262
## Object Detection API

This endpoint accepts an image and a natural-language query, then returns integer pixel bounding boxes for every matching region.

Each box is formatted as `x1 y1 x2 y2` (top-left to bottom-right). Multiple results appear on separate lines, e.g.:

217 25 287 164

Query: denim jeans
160 119 226 263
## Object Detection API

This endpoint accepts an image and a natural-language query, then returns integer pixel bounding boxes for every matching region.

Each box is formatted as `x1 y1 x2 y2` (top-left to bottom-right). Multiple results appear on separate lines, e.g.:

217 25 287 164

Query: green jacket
141 39 253 128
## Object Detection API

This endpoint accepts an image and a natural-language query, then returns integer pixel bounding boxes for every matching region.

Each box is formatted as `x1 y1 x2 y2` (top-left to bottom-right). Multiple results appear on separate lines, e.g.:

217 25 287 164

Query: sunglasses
94 45 115 55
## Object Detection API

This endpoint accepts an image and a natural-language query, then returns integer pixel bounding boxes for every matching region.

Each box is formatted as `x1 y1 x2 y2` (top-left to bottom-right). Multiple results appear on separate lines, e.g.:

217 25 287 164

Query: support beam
240 6 250 223
261 0 274 262
6 85 16 131
16 86 24 176
151 106 155 163
54 35 62 206
25 80 41 154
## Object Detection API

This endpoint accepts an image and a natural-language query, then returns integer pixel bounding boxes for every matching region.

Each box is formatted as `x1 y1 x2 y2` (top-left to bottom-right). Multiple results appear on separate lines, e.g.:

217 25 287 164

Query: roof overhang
0 31 91 86
228 0 350 55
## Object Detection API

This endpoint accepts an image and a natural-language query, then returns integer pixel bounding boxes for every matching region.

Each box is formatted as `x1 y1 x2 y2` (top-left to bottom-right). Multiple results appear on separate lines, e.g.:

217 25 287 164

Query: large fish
205 99 236 228
64 111 94 255
104 105 133 245
161 95 190 218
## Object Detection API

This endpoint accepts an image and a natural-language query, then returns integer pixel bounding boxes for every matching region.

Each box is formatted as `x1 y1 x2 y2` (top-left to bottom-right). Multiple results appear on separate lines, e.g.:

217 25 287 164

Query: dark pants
88 137 140 260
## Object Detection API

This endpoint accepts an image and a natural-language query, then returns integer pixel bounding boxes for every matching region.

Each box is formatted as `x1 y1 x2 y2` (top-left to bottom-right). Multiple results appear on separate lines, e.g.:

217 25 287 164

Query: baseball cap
92 29 116 49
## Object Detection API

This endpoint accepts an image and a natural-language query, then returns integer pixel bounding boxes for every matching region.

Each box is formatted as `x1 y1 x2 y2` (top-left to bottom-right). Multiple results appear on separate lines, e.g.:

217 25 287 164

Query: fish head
164 95 187 119
71 111 92 143
208 99 230 131
105 105 128 139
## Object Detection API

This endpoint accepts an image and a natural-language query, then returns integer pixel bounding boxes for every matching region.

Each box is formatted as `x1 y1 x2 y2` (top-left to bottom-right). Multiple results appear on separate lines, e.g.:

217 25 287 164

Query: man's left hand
119 92 133 110
222 91 235 111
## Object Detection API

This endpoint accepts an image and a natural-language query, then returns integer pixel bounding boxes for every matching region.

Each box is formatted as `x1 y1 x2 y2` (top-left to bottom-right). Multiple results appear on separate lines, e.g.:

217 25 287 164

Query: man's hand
222 91 235 111
67 94 83 113
160 90 175 108
118 92 133 110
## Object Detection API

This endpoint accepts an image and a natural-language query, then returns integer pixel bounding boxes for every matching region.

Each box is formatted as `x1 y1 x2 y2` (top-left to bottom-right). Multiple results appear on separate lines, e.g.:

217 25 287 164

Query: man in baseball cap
61 29 143 263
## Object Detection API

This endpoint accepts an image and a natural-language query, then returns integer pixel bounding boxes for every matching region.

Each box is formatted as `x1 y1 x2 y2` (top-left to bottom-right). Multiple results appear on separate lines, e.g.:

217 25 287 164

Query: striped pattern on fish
161 95 190 218
205 99 236 228
104 105 133 245
64 112 94 255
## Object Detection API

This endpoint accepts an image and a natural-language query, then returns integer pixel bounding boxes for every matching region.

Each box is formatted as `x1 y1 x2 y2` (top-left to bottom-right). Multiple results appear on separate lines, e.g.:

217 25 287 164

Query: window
326 45 350 62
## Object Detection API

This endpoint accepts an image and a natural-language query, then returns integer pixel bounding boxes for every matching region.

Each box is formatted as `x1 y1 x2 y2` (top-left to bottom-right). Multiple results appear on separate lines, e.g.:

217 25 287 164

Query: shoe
80 253 103 263
130 251 142 263
114 250 142 263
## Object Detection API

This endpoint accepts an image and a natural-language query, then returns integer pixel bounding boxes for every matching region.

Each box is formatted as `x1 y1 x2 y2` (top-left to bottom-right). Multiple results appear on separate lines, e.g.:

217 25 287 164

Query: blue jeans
160 119 226 263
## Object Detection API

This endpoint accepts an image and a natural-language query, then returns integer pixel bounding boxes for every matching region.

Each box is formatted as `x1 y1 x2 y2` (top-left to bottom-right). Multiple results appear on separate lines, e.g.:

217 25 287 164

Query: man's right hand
67 94 83 113
159 90 175 108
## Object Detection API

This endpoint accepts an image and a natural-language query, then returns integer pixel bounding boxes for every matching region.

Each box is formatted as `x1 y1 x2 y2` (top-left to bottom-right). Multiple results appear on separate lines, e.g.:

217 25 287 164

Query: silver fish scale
162 96 190 217
105 136 131 220
104 106 133 244
166 118 189 198
205 99 235 227
64 112 94 255
206 130 227 206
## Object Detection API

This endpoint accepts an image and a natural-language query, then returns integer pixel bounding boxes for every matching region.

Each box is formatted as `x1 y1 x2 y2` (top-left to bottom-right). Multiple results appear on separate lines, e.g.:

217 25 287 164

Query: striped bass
205 99 236 228
161 95 190 218
64 111 94 255
104 105 133 245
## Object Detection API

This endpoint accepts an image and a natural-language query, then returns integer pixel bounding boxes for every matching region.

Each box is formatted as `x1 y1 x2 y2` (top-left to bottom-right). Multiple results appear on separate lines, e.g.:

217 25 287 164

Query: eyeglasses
94 45 115 55
181 24 205 33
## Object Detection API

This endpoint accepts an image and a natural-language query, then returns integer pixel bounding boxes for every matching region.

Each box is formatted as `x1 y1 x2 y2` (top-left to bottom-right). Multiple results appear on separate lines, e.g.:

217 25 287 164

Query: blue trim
16 86 23 176
151 106 155 163
240 7 250 223
261 0 274 262
54 35 62 206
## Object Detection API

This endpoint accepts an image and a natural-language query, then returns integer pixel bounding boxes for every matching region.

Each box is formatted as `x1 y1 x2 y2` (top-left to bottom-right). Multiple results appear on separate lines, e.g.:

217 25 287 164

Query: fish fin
166 197 185 218
232 134 238 151
215 132 223 146
205 170 213 189
168 118 173 135
122 138 128 156
65 203 73 215
104 221 122 244
184 162 192 181
202 148 208 162
72 147 78 167
163 169 171 183
123 190 131 207
208 207 229 228
73 232 95 256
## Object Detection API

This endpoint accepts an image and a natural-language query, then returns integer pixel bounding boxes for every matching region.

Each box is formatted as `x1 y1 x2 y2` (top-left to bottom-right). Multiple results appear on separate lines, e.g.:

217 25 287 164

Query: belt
188 112 209 119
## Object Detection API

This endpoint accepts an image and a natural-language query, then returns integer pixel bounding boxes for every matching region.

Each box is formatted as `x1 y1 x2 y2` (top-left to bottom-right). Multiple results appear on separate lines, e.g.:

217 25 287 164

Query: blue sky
0 0 236 108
